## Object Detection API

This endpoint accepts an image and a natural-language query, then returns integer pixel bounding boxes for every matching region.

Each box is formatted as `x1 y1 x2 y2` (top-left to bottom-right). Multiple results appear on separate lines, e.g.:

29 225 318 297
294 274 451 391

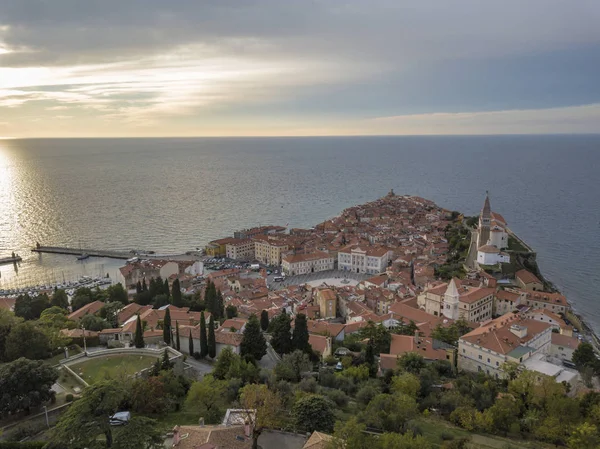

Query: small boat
77 253 90 260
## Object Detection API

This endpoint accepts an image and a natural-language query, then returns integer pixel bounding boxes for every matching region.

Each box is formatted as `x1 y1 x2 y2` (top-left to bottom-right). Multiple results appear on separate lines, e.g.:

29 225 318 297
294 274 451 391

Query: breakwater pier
32 245 200 262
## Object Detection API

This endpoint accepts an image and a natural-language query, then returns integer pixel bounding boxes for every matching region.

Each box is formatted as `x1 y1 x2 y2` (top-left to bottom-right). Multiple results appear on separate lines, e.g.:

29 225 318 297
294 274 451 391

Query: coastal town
1 192 598 449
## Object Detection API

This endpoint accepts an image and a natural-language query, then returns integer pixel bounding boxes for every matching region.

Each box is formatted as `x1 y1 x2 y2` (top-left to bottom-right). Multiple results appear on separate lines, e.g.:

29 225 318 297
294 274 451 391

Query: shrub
298 377 318 393
0 443 47 449
323 389 349 408
404 421 423 437
193 352 202 360
4 422 47 442
107 339 125 349
66 393 74 402
440 431 455 441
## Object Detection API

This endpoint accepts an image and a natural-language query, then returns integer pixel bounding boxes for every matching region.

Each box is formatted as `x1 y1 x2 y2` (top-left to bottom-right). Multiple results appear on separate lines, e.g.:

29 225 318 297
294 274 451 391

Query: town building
316 288 337 319
477 244 510 265
550 333 581 361
493 290 522 316
515 269 544 291
458 312 553 378
119 259 201 289
234 225 286 240
205 237 241 257
418 278 494 322
253 235 289 266
225 239 256 261
523 291 569 315
380 332 456 371
281 251 334 276
337 245 392 274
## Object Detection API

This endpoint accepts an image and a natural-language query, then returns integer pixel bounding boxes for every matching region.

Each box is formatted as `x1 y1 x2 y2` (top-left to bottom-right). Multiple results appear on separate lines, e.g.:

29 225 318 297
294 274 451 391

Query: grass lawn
69 354 158 384
415 417 556 449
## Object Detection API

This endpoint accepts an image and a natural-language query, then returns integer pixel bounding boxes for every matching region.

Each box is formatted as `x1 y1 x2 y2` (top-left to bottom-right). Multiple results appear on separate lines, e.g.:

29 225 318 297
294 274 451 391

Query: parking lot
268 269 371 290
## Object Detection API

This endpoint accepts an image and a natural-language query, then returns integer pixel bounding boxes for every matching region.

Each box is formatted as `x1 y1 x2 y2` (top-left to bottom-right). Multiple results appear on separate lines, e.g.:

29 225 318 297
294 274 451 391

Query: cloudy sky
1 0 599 137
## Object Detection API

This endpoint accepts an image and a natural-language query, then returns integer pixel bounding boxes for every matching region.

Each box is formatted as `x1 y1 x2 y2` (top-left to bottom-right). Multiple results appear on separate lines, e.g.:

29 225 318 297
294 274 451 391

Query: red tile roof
68 300 105 321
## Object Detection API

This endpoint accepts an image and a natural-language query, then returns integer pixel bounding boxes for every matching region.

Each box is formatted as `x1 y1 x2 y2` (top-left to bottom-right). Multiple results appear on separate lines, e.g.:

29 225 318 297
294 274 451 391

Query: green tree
175 321 181 351
0 358 58 417
241 314 267 361
142 278 147 292
378 432 433 449
215 289 224 320
357 321 391 354
134 315 145 348
106 283 129 305
153 294 170 309
573 343 598 372
213 346 236 379
136 281 142 295
293 394 336 433
163 307 172 345
392 320 419 336
327 417 373 449
208 315 216 358
391 372 421 399
163 279 170 299
482 397 520 435
274 350 312 382
362 393 418 433
270 311 292 355
260 309 270 331
81 313 110 331
161 349 173 370
14 293 51 320
226 304 238 319
98 301 123 328
568 422 600 449
239 384 282 449
51 289 70 309
50 381 161 449
292 313 310 353
188 328 194 356
0 309 19 362
365 338 377 377
200 311 208 358
130 376 169 414
185 375 228 424
4 321 52 361
398 352 426 375
171 278 183 307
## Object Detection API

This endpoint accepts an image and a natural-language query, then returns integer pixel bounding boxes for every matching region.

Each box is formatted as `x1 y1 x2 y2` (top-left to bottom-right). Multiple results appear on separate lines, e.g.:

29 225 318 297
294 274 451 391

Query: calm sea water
0 136 599 330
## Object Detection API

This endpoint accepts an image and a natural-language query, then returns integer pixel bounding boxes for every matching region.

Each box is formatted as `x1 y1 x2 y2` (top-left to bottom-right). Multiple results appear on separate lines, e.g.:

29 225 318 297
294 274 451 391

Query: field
415 417 556 449
69 354 158 384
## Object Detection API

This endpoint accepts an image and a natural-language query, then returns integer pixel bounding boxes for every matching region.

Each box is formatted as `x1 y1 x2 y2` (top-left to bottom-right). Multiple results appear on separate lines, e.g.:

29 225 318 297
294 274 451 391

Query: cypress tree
292 313 310 353
164 279 170 299
136 281 142 295
365 338 377 378
142 278 147 292
216 290 224 320
172 278 183 307
188 329 194 356
240 314 267 361
260 310 269 331
208 316 216 358
163 307 172 345
200 311 208 358
161 348 173 370
134 315 145 348
270 311 292 355
205 281 215 316
175 321 181 351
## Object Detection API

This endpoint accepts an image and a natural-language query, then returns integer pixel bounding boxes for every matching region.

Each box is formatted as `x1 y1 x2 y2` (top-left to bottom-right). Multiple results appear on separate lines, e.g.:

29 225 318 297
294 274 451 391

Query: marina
0 275 113 298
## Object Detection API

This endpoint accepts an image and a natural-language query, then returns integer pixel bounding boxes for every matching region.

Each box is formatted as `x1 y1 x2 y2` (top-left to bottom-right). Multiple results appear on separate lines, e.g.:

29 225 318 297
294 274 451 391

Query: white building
338 245 392 274
458 312 553 378
489 226 508 249
477 244 510 265
281 251 334 276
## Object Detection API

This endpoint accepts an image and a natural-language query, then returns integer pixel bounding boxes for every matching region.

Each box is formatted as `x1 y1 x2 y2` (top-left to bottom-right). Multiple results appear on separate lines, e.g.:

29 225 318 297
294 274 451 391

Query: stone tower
443 278 460 320
478 191 491 247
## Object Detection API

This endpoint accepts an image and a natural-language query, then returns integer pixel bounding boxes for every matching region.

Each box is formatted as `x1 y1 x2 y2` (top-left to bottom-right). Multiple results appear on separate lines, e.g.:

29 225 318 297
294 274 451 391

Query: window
462 349 466 353
487 358 490 363
478 355 482 360
496 361 499 366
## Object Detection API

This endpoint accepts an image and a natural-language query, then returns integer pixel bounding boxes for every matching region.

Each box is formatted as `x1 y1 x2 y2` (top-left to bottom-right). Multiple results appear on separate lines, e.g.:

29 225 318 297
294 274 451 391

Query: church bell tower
478 191 491 247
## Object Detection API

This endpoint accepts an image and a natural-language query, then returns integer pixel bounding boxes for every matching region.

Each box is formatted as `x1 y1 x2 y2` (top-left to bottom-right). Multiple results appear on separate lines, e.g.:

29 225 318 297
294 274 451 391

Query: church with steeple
476 192 510 265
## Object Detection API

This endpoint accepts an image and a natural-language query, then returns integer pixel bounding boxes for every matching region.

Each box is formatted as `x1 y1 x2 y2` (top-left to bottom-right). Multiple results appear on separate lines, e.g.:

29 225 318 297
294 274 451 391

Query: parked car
109 411 131 426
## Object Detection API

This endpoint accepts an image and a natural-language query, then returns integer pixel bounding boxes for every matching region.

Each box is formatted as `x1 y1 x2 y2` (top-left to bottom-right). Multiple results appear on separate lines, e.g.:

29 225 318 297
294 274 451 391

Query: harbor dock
32 245 200 262
0 255 22 265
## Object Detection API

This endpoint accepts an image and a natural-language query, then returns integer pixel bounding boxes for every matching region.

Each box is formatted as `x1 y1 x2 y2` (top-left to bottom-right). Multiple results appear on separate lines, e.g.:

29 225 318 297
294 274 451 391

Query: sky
0 0 599 137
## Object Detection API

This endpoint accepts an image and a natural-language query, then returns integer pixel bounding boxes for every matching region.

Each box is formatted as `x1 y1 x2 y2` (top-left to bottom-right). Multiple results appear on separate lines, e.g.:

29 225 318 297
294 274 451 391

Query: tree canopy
240 314 267 361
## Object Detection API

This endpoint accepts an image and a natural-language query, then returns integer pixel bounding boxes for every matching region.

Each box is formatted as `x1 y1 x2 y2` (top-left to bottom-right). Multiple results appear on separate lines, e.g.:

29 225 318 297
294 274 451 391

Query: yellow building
205 238 238 257
253 236 289 266
317 288 337 319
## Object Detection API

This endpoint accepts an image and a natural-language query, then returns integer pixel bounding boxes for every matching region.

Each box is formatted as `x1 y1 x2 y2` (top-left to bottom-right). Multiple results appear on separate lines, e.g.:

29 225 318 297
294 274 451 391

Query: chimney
172 426 181 446
414 330 420 345
245 419 252 437
510 324 527 338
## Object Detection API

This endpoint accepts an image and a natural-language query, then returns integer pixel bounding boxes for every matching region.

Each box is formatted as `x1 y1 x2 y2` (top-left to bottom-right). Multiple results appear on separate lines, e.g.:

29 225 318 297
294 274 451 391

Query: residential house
550 333 581 361
253 235 289 266
68 300 105 322
226 239 256 261
303 431 334 449
316 288 337 319
307 320 345 341
458 312 553 378
418 279 494 322
515 269 544 291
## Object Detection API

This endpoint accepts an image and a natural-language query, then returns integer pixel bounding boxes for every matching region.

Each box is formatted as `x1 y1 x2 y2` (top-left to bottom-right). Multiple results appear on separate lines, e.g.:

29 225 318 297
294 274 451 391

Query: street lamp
82 326 88 355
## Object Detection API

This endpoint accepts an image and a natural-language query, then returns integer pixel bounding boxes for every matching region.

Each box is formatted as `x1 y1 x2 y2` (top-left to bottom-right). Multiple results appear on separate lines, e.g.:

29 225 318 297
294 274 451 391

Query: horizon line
2 132 600 140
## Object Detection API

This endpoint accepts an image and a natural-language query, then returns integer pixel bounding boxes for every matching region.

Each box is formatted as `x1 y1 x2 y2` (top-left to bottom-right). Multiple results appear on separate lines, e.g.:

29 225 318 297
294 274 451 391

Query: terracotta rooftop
516 269 542 285
172 425 251 449
68 300 105 321
303 431 334 449
389 334 448 361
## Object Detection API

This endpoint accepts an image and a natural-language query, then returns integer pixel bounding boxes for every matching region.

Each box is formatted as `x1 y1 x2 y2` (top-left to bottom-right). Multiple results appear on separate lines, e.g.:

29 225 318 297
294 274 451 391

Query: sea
0 135 599 331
